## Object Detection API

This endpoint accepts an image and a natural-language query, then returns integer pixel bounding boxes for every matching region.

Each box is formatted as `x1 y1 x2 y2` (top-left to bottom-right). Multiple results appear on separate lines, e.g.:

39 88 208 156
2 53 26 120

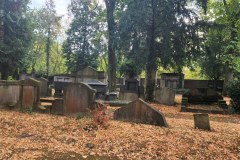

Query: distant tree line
0 0 239 101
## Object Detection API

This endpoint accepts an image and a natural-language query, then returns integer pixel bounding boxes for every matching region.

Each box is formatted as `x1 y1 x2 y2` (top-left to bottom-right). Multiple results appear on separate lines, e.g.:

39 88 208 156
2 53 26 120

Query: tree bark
223 66 234 95
0 65 9 80
46 27 51 77
145 0 157 101
0 0 4 42
105 0 116 92
177 66 183 89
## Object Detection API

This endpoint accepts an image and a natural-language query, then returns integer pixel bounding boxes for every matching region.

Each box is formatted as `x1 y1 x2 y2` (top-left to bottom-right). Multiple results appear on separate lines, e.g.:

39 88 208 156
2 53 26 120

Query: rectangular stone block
114 99 168 127
193 114 211 131
155 88 175 105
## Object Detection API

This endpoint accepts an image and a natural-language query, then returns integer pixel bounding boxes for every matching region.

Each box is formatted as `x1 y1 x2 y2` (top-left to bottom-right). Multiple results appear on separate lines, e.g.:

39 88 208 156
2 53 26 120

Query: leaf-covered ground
0 104 239 160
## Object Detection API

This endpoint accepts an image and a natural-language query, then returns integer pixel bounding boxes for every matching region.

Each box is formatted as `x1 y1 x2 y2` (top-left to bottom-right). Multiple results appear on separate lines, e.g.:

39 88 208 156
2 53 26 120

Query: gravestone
114 98 168 127
51 98 64 115
36 77 49 97
105 92 118 101
193 113 211 131
86 80 107 100
63 83 96 114
119 78 144 102
183 88 223 104
0 78 40 110
155 87 175 105
0 85 20 108
119 92 138 102
21 78 40 110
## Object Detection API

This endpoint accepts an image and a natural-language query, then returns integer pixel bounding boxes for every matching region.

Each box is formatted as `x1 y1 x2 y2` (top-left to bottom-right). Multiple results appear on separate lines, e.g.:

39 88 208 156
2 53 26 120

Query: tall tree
199 0 240 85
43 0 61 77
0 0 31 79
63 0 102 73
104 0 117 92
26 8 66 76
119 0 199 100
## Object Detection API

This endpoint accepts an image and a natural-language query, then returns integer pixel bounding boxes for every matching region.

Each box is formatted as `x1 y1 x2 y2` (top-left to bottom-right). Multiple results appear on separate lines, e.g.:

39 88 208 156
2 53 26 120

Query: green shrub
225 80 240 113
76 112 90 120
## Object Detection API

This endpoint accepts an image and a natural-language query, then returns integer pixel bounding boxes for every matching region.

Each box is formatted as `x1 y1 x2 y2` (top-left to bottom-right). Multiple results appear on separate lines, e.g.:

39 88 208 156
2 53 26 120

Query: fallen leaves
0 105 239 160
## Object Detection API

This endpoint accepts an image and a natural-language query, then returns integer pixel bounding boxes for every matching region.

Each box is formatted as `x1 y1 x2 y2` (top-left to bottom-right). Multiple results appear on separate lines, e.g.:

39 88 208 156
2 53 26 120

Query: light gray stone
155 87 175 105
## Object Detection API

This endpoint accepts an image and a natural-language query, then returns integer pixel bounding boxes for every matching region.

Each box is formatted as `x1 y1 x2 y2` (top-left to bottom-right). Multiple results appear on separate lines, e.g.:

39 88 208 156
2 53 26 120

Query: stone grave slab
155 87 175 105
193 113 211 131
63 83 96 114
114 98 168 127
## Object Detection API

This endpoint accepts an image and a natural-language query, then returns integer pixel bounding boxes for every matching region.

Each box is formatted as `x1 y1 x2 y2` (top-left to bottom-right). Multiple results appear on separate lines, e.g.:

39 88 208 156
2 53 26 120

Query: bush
76 112 90 120
91 103 109 129
225 80 240 113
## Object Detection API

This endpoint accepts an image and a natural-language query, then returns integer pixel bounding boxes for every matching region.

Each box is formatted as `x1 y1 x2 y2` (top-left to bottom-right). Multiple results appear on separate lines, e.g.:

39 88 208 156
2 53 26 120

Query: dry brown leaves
0 105 239 160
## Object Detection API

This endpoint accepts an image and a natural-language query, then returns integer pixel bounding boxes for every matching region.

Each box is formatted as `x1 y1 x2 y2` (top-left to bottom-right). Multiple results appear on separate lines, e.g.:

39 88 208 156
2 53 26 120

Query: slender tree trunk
222 65 233 95
146 0 157 101
0 65 9 80
46 27 51 77
0 0 4 42
177 66 183 89
105 0 116 92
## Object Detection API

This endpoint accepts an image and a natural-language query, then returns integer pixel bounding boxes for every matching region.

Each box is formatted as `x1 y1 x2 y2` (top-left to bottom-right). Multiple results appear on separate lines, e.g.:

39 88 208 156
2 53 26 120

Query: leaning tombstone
193 113 211 131
114 98 168 127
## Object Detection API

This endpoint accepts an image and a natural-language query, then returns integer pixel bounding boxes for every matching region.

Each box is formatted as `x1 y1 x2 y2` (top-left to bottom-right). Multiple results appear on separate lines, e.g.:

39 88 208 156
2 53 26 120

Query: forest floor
0 104 240 160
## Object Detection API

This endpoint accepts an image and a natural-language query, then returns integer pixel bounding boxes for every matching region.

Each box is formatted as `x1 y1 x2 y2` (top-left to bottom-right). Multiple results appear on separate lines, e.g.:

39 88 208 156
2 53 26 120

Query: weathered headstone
36 77 49 97
155 87 175 105
183 88 223 104
119 78 144 102
51 98 64 115
114 98 168 127
0 84 20 108
193 113 211 131
0 78 40 110
21 78 40 110
119 92 138 102
63 83 96 114
105 92 118 101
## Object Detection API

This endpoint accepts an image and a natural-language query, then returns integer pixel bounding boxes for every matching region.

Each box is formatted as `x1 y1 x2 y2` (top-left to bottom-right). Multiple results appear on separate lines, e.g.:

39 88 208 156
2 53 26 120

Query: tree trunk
145 0 157 101
105 0 116 92
177 66 183 88
0 0 5 42
0 65 9 80
46 27 51 78
223 67 234 94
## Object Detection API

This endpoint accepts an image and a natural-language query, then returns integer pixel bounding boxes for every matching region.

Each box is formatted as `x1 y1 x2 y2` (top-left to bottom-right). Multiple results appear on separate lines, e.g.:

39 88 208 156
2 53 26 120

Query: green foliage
63 0 104 73
20 107 33 115
119 0 201 99
0 0 32 79
199 28 225 80
119 60 142 78
225 80 240 113
199 0 240 81
25 5 66 76
76 112 90 120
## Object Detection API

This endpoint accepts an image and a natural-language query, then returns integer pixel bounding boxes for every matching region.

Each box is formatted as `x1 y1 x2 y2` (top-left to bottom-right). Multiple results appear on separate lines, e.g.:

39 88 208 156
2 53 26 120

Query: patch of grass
76 112 90 120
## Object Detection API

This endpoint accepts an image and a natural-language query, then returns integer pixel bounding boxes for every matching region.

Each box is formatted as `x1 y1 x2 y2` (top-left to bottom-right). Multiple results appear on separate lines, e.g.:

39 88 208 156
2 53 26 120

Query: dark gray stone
183 88 223 104
193 114 211 131
114 99 168 127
